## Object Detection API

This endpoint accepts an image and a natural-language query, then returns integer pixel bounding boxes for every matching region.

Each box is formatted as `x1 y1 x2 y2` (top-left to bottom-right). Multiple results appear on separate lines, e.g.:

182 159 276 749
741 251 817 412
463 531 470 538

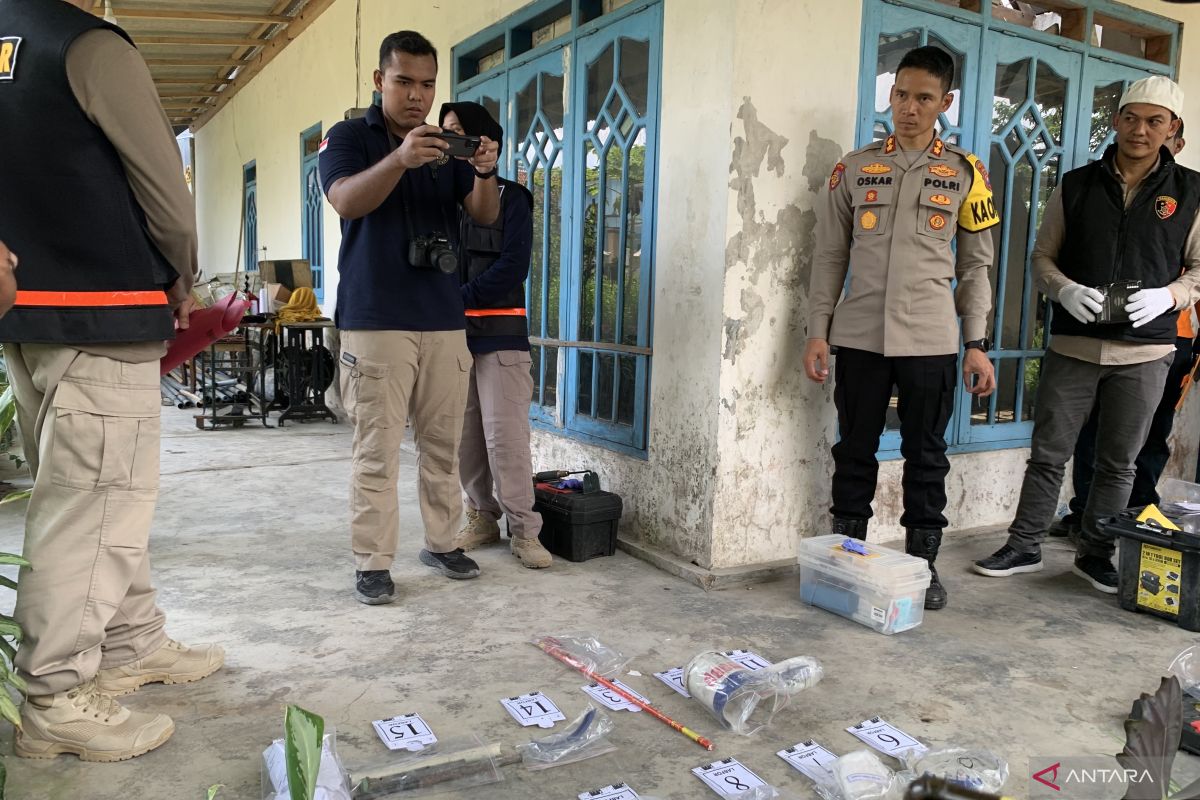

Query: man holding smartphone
320 30 500 604
973 77 1200 593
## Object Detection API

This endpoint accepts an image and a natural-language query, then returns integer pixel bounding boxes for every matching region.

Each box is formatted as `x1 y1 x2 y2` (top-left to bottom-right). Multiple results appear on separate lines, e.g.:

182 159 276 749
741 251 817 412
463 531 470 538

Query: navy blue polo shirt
319 104 475 331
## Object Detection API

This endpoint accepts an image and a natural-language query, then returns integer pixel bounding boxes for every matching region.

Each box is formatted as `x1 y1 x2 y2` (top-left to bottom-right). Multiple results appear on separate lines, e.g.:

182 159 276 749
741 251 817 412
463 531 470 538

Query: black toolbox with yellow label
1108 512 1200 632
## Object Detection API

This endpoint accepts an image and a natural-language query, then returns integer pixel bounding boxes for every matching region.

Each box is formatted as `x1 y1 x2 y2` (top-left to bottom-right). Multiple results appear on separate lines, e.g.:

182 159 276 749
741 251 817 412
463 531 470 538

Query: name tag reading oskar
0 37 22 81
692 757 768 798
371 712 437 752
499 691 565 728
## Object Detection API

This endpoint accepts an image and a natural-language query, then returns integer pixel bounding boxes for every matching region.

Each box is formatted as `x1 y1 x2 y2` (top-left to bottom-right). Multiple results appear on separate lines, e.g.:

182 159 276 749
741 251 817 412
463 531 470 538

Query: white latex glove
1125 287 1176 328
1058 283 1104 324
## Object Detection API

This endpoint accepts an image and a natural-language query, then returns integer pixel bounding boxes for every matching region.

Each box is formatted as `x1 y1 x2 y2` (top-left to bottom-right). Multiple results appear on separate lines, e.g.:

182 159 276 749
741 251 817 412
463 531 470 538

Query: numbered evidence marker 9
578 783 642 800
582 680 649 712
846 717 928 760
778 740 839 783
653 666 691 698
372 713 437 752
722 649 772 671
692 757 768 798
500 692 566 729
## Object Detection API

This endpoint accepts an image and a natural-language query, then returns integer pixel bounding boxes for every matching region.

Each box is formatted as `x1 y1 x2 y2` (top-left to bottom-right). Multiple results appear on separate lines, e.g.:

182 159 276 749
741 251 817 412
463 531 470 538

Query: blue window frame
300 124 324 301
453 0 662 456
856 0 1177 458
243 160 258 273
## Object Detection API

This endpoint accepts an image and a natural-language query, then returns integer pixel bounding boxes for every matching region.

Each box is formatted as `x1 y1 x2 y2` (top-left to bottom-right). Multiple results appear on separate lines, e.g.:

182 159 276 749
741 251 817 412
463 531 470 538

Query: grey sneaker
419 548 481 580
355 570 396 605
454 509 502 551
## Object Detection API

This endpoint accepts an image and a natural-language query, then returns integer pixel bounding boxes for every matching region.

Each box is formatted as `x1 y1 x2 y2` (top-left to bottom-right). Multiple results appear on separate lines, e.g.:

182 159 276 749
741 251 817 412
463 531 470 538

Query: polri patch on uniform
929 194 951 206
1156 196 1178 220
860 210 879 231
0 37 22 81
929 213 947 231
860 163 891 175
928 164 958 179
829 162 845 191
865 190 878 203
974 159 992 190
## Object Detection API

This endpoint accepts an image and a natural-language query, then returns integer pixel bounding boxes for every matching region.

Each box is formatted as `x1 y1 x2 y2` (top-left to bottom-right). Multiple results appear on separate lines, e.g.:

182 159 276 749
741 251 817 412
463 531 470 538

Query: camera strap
387 127 456 245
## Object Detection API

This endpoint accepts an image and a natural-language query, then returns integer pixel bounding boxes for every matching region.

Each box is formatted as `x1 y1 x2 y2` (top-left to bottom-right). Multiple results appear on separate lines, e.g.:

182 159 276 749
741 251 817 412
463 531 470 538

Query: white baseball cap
1119 75 1184 118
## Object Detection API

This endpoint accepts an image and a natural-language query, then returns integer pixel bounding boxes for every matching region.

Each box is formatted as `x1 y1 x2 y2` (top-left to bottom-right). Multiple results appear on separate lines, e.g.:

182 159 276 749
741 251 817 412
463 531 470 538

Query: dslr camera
1092 279 1142 324
408 233 458 274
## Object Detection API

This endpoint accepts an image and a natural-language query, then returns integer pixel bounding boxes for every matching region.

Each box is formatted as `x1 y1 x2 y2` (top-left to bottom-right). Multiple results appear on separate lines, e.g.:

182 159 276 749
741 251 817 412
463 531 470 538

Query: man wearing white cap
973 75 1200 593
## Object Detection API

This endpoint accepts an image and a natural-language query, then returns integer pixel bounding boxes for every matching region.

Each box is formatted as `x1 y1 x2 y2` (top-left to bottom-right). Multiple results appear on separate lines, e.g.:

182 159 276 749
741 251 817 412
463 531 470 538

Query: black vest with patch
1053 145 1200 345
0 0 176 344
459 178 531 340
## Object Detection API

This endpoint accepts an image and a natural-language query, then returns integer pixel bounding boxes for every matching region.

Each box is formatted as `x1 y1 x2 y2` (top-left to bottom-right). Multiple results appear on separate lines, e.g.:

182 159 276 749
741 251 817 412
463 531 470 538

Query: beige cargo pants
4 344 167 696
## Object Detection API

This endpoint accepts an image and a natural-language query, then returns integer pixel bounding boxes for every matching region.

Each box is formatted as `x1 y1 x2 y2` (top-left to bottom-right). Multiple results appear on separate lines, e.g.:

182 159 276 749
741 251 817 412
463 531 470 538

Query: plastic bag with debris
908 748 1008 794
1169 644 1200 698
517 704 617 770
531 633 631 678
683 651 823 735
815 750 906 800
261 732 352 800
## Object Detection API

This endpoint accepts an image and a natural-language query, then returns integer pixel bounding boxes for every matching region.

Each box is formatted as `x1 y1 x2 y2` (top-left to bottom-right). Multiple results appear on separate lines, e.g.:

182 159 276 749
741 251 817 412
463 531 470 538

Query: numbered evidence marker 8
578 783 642 800
371 712 437 752
653 666 691 698
778 739 839 783
500 692 566 729
722 649 772 671
692 757 767 798
583 680 650 712
846 717 928 760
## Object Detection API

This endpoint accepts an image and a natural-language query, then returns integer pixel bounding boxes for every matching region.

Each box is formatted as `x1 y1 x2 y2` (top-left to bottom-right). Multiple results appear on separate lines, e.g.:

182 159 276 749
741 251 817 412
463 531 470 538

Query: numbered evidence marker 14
846 717 928 760
653 666 691 698
692 757 768 798
578 783 642 800
372 713 437 752
582 680 650 712
778 739 839 783
500 692 566 728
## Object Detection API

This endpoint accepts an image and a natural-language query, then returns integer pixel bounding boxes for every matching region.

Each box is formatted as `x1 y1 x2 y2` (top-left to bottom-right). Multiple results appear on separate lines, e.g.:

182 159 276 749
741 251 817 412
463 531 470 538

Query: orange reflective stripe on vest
464 308 527 317
15 290 169 307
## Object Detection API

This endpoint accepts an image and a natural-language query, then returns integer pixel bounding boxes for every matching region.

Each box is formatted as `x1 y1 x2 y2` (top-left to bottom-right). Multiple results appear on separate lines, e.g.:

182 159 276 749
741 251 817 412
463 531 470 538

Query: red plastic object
160 293 250 375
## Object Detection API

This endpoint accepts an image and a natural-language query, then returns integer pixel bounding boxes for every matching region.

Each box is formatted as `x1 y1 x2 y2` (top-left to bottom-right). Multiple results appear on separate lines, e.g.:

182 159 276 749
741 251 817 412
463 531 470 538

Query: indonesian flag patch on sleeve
318 137 329 154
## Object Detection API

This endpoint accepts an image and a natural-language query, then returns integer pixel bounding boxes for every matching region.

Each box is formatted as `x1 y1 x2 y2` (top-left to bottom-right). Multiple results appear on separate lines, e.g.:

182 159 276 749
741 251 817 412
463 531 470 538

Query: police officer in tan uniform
805 46 999 610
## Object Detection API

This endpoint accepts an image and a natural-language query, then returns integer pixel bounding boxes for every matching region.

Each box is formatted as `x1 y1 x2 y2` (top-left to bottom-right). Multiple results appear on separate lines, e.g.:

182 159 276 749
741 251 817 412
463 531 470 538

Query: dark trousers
831 348 957 530
1067 337 1193 516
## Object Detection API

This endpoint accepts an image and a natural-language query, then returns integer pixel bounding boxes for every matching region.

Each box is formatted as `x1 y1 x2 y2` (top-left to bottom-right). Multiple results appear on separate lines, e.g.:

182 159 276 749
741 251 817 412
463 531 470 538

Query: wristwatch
963 338 990 352
473 167 497 180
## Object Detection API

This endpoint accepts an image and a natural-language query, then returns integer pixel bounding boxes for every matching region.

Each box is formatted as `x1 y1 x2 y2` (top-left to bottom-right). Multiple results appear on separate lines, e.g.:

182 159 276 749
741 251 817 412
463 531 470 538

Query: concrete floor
1 409 1198 800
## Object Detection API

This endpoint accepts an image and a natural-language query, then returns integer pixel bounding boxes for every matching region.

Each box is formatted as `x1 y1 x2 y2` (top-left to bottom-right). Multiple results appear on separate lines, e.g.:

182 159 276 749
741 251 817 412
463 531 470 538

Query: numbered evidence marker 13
778 739 839 783
722 649 772 671
578 783 642 800
653 666 691 698
372 713 437 752
582 680 649 712
500 692 565 728
846 717 928 760
692 757 768 798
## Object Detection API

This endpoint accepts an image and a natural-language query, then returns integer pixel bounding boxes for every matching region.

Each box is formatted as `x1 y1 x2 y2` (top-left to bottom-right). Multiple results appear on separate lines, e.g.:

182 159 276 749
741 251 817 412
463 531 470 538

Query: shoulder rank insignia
884 135 897 155
861 210 879 231
931 138 945 157
860 163 891 175
829 162 845 191
1156 196 1178 220
929 194 952 207
0 37 22 81
928 164 958 179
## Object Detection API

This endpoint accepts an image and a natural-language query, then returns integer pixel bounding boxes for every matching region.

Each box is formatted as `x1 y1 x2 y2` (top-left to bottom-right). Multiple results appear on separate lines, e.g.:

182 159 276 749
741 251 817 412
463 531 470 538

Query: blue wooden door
300 124 324 301
243 162 258 274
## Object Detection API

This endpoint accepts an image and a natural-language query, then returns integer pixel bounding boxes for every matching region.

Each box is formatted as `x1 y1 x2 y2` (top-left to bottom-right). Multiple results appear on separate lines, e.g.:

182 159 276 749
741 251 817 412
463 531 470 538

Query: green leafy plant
284 704 325 800
0 550 28 800
206 785 223 799
1117 676 1200 800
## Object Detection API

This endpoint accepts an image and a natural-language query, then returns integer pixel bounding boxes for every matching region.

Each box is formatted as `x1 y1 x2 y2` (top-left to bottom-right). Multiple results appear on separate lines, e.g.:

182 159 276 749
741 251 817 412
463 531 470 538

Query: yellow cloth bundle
274 286 322 332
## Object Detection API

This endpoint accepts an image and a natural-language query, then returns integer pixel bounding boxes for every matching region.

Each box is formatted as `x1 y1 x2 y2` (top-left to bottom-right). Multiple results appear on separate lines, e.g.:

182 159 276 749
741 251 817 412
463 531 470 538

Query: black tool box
1107 512 1200 632
534 484 623 562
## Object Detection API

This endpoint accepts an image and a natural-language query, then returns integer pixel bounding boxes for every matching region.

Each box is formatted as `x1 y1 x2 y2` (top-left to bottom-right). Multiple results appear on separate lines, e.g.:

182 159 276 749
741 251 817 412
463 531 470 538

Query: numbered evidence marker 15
778 739 839 783
500 692 566 729
653 666 691 698
578 783 642 800
583 680 650 712
722 649 772 671
846 717 928 760
692 757 768 798
371 713 438 752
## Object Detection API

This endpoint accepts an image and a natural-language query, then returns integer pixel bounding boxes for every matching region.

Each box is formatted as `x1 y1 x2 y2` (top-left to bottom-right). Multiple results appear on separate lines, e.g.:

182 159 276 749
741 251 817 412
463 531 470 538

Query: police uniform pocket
343 355 392 428
852 185 894 236
917 194 957 241
50 378 161 492
496 350 534 404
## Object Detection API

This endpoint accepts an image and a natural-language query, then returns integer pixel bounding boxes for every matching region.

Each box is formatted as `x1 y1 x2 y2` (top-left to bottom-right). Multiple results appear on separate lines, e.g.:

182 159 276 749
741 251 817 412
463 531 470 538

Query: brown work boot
15 678 174 762
96 639 225 697
511 536 553 569
454 509 502 551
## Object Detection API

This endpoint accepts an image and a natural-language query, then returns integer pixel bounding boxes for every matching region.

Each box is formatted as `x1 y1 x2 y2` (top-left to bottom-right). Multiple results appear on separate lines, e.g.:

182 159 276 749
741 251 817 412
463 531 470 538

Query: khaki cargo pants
339 330 471 571
4 344 167 696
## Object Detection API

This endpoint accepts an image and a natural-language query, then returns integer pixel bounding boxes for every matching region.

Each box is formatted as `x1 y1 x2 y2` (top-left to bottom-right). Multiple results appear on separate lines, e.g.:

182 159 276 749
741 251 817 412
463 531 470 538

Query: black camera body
408 233 458 275
1093 279 1143 324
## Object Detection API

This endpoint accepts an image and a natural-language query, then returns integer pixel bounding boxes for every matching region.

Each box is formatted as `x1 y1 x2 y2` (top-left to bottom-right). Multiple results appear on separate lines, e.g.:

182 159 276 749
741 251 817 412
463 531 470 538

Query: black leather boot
831 517 868 540
906 528 947 610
